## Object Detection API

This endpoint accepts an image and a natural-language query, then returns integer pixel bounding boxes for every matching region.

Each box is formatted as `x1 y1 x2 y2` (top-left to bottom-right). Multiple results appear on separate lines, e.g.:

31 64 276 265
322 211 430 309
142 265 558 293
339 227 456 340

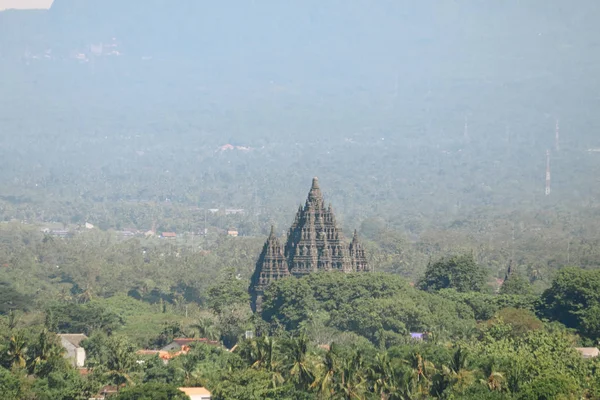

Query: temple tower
349 230 369 272
250 177 369 312
284 177 353 275
249 226 290 312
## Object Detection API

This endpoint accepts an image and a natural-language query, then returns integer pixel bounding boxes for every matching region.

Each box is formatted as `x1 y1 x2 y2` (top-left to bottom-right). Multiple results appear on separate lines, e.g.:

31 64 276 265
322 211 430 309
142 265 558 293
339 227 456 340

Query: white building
58 334 87 367
575 347 600 359
179 387 211 400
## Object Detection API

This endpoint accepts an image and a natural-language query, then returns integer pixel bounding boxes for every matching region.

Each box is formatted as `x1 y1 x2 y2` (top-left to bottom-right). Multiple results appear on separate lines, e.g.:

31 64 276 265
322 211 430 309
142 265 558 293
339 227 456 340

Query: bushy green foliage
487 308 544 338
500 274 533 296
263 272 476 345
437 289 538 321
207 269 251 314
470 326 587 399
419 253 488 293
113 383 190 400
0 282 32 314
46 302 123 335
0 366 24 400
540 267 600 340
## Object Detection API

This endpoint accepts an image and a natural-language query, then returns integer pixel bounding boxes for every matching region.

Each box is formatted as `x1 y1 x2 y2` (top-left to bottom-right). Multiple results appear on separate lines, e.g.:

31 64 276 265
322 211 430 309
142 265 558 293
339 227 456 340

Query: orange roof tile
173 338 220 346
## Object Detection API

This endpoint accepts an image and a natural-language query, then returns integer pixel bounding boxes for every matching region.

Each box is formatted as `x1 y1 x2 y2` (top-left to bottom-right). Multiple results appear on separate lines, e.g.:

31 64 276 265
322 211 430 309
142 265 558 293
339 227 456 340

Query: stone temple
250 177 369 312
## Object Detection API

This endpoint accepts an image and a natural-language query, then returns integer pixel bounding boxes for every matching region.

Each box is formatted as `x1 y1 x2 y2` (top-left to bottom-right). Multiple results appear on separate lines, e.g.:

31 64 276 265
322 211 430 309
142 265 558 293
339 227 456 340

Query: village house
136 338 221 365
227 229 239 237
161 338 220 352
58 334 87 367
136 349 182 364
224 208 244 215
161 232 177 239
575 347 600 359
179 387 212 400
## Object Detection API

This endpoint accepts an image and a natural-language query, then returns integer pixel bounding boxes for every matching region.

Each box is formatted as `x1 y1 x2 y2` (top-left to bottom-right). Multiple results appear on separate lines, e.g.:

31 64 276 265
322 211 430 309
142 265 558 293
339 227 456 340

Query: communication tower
555 119 560 152
545 150 551 196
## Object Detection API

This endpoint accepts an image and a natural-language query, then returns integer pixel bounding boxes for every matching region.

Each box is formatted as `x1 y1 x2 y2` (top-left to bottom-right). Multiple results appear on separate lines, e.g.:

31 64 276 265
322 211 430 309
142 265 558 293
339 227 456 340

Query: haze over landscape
2 2 600 399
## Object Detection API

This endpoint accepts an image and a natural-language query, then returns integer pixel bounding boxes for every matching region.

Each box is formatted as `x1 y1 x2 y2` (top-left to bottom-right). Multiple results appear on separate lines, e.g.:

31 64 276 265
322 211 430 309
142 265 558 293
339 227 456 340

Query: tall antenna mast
555 118 560 152
506 124 511 156
545 149 551 196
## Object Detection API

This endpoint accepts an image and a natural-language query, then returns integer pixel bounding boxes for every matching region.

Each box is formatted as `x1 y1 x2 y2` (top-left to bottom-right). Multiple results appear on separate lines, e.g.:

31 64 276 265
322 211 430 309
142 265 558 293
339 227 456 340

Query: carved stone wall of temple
249 226 290 312
250 177 370 312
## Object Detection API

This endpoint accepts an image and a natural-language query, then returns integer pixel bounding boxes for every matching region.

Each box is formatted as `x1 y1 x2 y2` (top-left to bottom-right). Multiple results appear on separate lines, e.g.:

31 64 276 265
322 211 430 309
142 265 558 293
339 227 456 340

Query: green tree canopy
207 269 250 314
113 383 190 400
540 267 600 340
0 282 32 314
419 253 488 293
499 273 533 296
262 272 476 345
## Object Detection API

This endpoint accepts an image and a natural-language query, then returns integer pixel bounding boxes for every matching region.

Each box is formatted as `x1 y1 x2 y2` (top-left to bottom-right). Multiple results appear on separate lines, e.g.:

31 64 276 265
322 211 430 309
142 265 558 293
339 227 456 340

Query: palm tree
480 360 505 392
179 353 201 386
449 346 468 374
311 343 338 398
285 333 315 390
259 336 284 388
237 336 284 388
29 329 51 374
104 337 137 386
29 330 65 376
405 352 435 396
431 347 475 397
369 352 417 400
338 350 367 400
430 366 454 398
7 333 28 369
190 317 220 341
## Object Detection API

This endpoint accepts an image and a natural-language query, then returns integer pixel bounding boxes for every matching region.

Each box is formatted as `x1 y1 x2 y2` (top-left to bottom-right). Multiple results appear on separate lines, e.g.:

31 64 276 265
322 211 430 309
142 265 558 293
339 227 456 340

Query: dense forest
2 0 600 398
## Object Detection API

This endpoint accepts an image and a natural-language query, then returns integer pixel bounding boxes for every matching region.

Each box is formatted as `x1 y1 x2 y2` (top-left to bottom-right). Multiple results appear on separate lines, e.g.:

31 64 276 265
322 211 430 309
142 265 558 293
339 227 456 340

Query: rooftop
58 333 88 348
575 347 600 358
179 387 211 396
173 338 219 346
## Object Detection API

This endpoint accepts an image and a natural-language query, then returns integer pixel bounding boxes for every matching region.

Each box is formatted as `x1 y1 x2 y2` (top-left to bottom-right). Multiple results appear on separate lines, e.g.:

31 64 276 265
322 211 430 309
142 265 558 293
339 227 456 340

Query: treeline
4 263 600 398
4 207 600 302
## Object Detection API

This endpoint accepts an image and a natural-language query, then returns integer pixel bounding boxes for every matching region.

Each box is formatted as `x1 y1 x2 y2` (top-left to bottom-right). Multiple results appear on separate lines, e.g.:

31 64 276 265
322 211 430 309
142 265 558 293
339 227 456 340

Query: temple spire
307 176 323 204
250 225 290 312
349 229 368 272
312 176 320 190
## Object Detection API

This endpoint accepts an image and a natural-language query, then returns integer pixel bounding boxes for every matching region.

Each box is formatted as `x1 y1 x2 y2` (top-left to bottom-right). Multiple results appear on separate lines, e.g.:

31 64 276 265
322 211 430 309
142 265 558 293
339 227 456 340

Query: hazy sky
0 0 53 11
